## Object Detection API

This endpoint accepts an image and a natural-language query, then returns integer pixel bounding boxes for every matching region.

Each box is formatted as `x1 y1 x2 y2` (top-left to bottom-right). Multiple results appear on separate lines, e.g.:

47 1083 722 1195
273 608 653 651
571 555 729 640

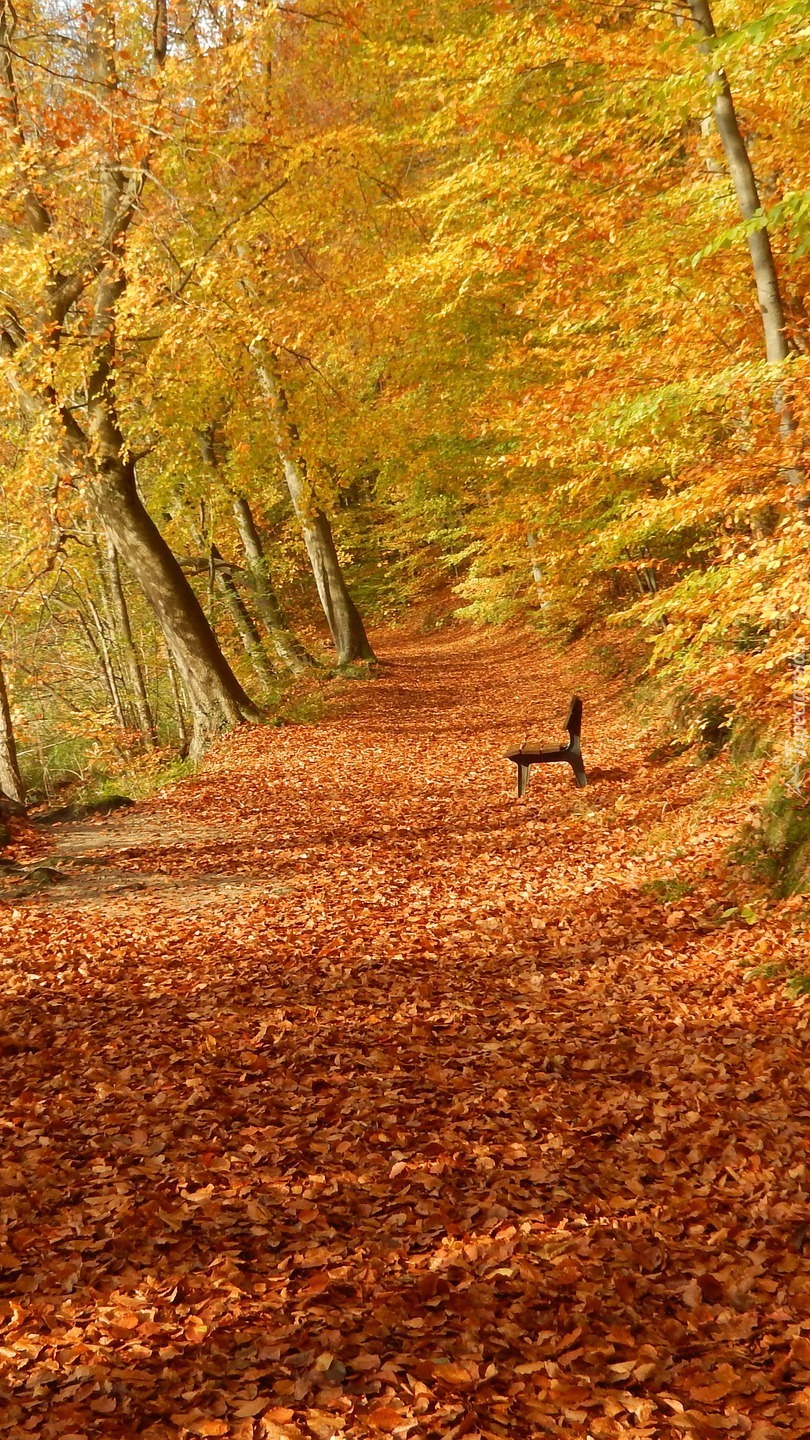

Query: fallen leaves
172 1417 230 1437
0 628 809 1438
365 1405 404 1432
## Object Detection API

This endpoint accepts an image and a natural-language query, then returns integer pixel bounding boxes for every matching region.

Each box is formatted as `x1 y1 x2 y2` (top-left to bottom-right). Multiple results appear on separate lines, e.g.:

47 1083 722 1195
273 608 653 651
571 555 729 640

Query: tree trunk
85 590 128 728
91 462 262 758
75 608 119 717
231 493 316 673
166 649 190 757
75 180 261 756
104 533 158 745
196 425 313 674
93 535 134 727
250 344 376 664
210 542 277 691
526 531 546 604
0 654 24 805
686 0 805 501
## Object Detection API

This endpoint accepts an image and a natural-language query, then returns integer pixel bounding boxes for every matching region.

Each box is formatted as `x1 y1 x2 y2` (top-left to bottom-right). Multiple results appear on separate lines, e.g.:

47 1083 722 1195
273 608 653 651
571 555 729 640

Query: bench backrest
565 696 583 742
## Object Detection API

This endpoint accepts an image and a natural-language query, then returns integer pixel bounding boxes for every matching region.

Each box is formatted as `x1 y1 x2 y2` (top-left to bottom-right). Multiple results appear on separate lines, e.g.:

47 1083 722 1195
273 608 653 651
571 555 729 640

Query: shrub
736 771 810 896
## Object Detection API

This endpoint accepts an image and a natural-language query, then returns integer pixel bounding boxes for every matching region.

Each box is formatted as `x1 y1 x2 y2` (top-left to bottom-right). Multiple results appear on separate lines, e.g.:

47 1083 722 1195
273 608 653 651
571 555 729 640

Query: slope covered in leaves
1 626 809 1440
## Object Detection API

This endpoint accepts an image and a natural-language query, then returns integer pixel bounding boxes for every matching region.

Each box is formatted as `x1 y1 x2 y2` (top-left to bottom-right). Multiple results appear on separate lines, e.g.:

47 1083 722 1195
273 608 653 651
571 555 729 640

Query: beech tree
101 535 157 745
0 0 260 757
0 654 23 804
251 346 376 665
684 0 805 503
230 494 316 675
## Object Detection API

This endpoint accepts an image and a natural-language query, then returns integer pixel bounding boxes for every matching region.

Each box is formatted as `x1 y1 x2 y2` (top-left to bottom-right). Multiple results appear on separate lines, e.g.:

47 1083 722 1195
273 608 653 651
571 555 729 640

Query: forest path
1 625 809 1440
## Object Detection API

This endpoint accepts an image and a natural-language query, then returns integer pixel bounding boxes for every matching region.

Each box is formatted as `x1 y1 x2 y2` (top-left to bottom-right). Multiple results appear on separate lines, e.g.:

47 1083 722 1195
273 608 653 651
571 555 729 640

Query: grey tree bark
88 463 261 757
209 542 277 691
103 534 158 744
85 589 127 729
686 0 805 500
231 493 315 674
0 654 24 805
197 426 311 676
166 650 190 757
250 343 376 664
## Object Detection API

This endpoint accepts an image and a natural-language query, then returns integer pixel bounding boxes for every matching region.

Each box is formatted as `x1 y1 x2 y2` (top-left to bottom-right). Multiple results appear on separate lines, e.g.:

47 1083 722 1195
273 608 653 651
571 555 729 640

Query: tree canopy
1 0 808 789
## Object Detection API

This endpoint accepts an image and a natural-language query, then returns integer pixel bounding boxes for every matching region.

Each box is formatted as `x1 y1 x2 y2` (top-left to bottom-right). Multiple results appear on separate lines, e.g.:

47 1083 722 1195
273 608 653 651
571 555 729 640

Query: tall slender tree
231 495 316 675
251 345 376 665
684 0 805 502
0 655 24 805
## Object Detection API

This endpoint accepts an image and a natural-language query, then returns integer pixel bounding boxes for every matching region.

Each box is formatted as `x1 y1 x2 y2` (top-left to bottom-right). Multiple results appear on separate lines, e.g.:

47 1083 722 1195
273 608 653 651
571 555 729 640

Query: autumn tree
0 0 261 757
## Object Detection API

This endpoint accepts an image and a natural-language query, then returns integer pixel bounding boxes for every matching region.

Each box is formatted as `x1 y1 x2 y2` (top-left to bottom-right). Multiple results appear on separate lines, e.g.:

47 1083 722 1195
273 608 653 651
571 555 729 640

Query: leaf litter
1 626 809 1440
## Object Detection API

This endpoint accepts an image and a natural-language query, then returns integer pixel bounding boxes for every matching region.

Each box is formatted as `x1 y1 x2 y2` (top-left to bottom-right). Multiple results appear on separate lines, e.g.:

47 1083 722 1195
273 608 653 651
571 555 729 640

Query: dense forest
0 0 808 834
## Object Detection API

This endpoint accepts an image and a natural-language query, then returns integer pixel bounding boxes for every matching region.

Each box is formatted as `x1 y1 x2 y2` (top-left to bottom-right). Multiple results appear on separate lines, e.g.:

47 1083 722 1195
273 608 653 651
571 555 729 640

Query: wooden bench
505 697 587 795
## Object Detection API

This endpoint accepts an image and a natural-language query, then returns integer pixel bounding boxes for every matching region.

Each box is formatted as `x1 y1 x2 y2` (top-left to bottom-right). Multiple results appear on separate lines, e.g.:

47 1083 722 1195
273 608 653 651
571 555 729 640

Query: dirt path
1 627 809 1440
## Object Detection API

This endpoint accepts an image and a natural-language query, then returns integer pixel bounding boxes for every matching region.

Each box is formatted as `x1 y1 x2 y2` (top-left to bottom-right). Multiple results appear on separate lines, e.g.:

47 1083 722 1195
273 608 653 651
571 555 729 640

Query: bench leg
569 755 588 789
517 761 530 798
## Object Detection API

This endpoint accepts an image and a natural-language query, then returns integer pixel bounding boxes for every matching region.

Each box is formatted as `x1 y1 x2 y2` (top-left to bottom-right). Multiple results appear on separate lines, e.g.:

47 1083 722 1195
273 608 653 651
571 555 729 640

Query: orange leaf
367 1406 405 1433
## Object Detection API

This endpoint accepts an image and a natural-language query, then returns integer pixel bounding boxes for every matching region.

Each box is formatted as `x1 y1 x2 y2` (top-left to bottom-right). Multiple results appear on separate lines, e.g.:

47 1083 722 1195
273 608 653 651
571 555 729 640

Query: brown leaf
90 1396 117 1414
260 1422 304 1440
306 1410 345 1438
366 1406 406 1433
432 1362 475 1386
681 1277 703 1309
234 1398 271 1418
172 1418 229 1438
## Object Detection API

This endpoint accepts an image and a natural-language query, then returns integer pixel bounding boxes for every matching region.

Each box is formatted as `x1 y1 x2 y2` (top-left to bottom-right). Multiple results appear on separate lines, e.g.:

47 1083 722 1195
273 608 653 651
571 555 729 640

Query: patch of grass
746 961 783 980
128 757 198 799
20 733 104 802
739 957 810 1000
20 730 151 806
336 660 379 681
76 754 199 806
640 876 693 904
272 693 326 726
635 815 689 858
25 746 200 813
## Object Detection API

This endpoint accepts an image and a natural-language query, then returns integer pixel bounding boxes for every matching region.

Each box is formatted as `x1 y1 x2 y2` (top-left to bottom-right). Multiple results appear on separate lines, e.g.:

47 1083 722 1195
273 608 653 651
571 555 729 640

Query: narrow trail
1 627 809 1440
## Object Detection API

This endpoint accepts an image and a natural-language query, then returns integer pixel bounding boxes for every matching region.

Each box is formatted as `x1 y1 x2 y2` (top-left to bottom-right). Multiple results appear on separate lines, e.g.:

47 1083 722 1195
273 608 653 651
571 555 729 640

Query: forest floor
2 623 810 1440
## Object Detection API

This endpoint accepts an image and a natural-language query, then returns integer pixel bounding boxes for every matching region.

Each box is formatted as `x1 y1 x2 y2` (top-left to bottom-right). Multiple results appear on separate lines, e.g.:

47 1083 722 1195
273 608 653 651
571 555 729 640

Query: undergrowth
734 770 810 896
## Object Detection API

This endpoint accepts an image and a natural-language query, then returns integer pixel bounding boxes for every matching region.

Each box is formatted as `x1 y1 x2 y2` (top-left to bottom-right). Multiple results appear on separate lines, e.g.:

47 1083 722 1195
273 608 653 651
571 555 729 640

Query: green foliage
21 735 105 805
671 689 735 758
23 740 198 810
736 772 810 895
640 876 694 904
272 694 326 727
